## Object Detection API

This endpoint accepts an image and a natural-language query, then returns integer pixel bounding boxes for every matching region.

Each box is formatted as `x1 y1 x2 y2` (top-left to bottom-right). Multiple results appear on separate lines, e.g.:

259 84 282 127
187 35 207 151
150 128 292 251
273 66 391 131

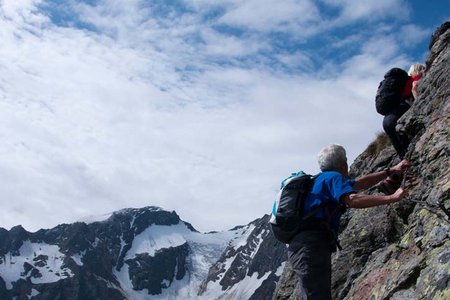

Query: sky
0 0 449 233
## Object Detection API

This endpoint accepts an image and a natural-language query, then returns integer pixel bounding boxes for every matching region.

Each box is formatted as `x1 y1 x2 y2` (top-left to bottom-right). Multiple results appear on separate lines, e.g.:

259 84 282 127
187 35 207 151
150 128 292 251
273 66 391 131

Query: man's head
408 63 425 77
318 144 348 176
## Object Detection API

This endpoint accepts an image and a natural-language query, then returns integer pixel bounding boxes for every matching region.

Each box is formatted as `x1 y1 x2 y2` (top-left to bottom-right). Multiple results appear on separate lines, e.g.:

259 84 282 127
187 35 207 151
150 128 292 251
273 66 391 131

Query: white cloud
398 24 430 47
275 52 313 70
1 0 43 22
323 0 410 24
200 28 267 57
217 0 321 33
342 36 405 76
0 0 428 232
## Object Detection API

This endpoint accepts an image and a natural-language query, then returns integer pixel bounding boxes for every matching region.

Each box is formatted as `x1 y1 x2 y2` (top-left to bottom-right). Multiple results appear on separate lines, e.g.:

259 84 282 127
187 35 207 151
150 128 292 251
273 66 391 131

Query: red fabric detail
401 75 421 98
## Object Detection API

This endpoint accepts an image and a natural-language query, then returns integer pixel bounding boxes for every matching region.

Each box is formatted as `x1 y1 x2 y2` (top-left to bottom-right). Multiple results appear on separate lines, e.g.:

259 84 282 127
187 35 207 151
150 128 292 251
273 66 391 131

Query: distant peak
113 206 165 216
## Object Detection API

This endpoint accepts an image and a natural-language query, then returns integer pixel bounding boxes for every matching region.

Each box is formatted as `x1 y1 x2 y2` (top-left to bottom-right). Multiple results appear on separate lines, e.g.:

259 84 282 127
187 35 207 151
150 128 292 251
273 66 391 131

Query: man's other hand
392 160 410 175
390 187 408 202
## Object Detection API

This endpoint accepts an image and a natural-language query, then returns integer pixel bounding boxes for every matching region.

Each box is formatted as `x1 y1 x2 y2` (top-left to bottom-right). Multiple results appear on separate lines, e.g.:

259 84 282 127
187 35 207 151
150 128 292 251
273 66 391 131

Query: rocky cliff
274 22 450 300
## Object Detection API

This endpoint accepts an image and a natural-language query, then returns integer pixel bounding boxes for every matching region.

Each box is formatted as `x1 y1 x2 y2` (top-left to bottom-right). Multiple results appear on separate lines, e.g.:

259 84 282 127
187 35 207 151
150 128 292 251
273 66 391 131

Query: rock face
0 207 287 299
273 22 450 300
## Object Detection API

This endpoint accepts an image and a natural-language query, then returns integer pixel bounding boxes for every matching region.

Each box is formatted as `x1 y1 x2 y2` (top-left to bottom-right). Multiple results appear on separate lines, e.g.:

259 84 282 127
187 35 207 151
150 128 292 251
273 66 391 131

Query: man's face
340 159 349 178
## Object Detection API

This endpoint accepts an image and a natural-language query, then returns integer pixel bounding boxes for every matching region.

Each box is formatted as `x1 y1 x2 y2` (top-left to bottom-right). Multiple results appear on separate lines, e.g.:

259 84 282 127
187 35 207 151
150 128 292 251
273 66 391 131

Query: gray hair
408 63 425 77
317 144 347 171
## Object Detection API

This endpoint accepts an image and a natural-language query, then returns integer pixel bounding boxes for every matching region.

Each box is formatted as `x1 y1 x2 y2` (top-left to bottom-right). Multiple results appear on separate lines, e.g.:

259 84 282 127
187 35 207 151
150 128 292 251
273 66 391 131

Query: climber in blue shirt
302 171 356 233
288 144 409 300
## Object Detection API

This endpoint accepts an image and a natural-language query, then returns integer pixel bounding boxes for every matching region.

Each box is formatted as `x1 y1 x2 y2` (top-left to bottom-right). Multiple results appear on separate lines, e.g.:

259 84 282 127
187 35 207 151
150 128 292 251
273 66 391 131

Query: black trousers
288 230 334 300
383 104 410 159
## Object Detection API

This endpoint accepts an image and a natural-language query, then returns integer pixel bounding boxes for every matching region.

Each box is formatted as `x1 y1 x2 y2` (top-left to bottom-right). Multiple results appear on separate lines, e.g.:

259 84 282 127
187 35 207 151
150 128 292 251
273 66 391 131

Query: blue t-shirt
303 171 356 232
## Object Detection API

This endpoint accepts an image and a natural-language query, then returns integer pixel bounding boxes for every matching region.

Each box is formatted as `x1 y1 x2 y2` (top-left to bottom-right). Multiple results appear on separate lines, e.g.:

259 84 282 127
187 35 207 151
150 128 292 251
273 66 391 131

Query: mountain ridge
0 206 287 299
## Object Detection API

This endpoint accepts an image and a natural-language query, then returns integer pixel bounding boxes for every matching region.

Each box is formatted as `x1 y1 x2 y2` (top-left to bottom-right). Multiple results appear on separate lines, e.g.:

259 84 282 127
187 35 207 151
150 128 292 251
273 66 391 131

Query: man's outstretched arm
341 188 408 208
352 160 409 191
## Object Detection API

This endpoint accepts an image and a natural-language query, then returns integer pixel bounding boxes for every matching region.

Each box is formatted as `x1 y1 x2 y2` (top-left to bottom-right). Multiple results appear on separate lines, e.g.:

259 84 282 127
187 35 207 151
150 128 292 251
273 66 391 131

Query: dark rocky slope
274 22 450 300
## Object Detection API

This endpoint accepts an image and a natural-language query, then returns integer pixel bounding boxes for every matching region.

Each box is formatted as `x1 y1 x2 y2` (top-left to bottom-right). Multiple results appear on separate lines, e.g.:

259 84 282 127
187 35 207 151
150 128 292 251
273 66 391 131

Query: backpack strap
300 172 324 221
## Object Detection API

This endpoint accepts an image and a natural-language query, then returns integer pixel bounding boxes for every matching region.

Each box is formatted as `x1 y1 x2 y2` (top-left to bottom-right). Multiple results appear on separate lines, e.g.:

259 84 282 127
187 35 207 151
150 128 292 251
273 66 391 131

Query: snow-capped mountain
199 215 286 300
0 207 287 299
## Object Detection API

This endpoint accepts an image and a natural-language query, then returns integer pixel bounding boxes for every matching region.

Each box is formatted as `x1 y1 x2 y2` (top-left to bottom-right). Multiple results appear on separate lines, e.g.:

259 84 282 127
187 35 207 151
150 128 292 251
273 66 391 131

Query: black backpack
375 68 410 115
269 172 316 244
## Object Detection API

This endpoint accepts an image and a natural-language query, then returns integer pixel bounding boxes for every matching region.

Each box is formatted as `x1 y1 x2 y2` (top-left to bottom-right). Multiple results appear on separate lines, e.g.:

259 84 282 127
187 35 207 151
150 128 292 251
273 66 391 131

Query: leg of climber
383 104 410 159
288 231 333 300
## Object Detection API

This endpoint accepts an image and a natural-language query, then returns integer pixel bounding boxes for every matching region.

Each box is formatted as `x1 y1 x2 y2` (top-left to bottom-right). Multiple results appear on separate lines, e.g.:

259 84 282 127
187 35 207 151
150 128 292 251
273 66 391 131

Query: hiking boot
377 174 402 195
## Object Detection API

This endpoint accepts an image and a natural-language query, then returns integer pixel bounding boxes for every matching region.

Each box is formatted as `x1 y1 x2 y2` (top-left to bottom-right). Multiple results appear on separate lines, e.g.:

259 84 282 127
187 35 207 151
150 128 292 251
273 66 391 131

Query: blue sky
0 0 448 232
